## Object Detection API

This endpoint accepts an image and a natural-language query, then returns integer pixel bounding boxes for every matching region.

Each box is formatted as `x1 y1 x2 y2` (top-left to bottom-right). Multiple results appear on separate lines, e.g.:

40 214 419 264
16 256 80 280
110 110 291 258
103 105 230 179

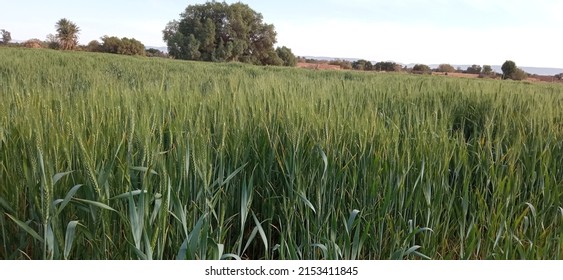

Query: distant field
0 48 562 260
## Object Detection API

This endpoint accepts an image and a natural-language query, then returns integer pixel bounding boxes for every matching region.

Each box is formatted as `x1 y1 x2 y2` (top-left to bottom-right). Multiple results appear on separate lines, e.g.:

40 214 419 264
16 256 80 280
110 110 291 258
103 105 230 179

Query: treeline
299 57 547 81
0 19 167 58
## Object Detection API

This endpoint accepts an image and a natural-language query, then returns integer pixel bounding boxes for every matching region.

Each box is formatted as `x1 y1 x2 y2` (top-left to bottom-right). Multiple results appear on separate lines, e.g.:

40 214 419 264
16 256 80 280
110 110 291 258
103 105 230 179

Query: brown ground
296 62 342 70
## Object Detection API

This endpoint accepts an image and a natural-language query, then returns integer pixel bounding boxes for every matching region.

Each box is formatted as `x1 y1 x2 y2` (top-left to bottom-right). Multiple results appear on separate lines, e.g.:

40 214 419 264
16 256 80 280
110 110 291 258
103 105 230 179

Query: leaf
46 224 55 259
524 202 537 218
110 189 147 200
72 198 116 212
404 245 422 256
242 227 259 256
318 145 328 179
345 209 360 235
64 221 79 259
221 253 242 260
0 196 15 214
311 243 328 259
297 192 316 214
55 184 83 216
176 214 207 260
52 170 74 185
251 211 268 252
6 214 44 243
129 166 158 175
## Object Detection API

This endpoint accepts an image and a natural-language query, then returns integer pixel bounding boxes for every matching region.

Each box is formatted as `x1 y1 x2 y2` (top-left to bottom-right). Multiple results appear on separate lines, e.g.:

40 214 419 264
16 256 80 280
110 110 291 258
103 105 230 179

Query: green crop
1 48 562 259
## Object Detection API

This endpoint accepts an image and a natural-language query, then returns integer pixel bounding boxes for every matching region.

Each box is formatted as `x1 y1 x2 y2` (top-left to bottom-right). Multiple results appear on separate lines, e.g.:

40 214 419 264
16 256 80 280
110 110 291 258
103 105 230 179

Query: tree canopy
55 18 80 50
466 64 482 74
99 36 145 56
163 2 293 66
413 64 432 74
437 64 456 73
501 60 517 79
1 29 11 44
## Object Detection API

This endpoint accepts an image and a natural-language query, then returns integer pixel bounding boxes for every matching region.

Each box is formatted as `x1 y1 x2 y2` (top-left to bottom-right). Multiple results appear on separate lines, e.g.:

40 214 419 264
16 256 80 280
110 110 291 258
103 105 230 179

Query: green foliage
1 48 563 260
146 48 167 58
275 46 297 67
163 2 281 65
1 29 11 44
374 61 401 72
466 64 482 74
482 65 493 75
511 68 528 81
501 60 528 81
352 59 373 71
86 40 101 52
501 60 517 79
437 64 456 73
55 18 80 50
329 59 352 70
100 36 145 56
412 64 432 74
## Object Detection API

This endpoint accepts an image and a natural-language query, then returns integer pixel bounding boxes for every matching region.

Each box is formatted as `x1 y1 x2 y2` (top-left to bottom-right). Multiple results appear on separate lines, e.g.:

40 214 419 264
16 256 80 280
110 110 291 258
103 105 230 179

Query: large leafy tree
163 2 283 65
55 18 80 50
1 29 11 44
501 60 517 79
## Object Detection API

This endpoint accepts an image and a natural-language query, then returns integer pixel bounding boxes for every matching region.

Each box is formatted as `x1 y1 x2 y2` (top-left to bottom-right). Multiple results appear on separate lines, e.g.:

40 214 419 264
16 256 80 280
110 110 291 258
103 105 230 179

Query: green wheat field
0 48 562 260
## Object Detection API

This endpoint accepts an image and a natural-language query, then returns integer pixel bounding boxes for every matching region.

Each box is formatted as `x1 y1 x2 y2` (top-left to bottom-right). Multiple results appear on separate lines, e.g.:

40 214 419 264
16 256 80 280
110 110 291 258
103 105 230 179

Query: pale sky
2 0 562 68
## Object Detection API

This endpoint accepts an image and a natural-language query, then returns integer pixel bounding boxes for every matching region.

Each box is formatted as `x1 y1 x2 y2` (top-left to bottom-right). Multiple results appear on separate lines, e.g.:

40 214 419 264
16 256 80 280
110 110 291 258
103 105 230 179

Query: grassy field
0 47 562 260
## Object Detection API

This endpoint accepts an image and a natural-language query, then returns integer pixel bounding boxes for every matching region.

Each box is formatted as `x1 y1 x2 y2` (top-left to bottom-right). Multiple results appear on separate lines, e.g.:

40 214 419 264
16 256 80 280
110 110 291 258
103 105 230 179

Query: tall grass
1 48 562 259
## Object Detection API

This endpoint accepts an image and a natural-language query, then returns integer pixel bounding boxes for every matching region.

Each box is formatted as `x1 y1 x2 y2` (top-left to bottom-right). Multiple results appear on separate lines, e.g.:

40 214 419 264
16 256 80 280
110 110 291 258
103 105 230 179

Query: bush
466 65 482 74
412 64 432 74
100 36 145 56
437 64 456 73
23 39 45 49
87 40 101 52
146 48 167 58
275 46 297 67
374 61 401 72
352 59 373 71
510 68 528 81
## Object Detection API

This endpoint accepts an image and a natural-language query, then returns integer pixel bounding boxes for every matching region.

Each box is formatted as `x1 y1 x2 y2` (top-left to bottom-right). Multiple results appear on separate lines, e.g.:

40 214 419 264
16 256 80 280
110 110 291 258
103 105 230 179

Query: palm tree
55 18 80 50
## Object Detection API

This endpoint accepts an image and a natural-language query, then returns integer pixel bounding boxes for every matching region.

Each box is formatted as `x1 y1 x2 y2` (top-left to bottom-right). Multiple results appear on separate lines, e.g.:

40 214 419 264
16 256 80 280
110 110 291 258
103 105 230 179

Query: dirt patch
297 62 341 70
432 72 480 79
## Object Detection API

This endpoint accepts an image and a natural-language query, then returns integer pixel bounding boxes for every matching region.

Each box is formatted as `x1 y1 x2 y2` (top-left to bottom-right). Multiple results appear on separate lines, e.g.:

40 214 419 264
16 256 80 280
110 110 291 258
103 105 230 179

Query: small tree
100 36 145 56
413 64 432 74
1 29 11 44
275 46 297 67
482 65 493 75
45 34 60 49
352 59 373 71
146 48 167 58
86 40 101 52
466 64 482 74
374 61 401 72
437 64 456 73
501 60 517 80
511 68 528 81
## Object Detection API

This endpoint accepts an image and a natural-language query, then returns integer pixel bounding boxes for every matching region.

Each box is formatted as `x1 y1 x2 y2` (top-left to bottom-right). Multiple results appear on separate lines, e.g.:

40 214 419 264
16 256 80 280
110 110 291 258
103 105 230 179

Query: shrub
23 39 45 49
100 36 145 56
466 65 482 74
146 48 167 58
437 64 456 73
412 64 432 74
511 68 528 81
